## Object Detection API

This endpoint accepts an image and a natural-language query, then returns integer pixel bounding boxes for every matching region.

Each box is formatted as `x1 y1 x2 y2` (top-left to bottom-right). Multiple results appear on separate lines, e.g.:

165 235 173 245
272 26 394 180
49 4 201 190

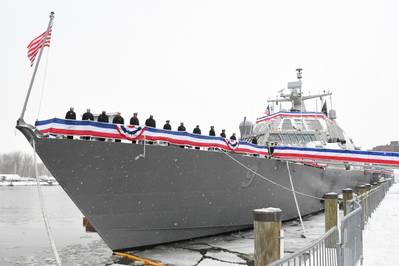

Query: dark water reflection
0 186 113 265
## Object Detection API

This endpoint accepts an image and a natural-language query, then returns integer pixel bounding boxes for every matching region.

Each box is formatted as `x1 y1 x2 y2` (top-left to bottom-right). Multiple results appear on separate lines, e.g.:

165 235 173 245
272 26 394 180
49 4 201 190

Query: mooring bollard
254 207 282 266
342 188 353 216
324 192 337 248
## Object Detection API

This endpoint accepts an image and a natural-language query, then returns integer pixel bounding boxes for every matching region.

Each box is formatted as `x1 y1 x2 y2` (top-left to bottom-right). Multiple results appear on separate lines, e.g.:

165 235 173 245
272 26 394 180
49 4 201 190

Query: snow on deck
363 181 399 266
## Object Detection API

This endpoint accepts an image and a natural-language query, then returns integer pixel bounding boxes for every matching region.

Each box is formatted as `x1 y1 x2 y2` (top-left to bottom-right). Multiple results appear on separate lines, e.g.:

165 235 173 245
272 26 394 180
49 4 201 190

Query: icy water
0 186 113 265
0 186 326 266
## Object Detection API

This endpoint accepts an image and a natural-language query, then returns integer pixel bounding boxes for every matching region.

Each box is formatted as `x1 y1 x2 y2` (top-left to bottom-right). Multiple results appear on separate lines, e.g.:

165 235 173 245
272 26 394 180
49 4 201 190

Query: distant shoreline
0 181 59 186
0 174 58 186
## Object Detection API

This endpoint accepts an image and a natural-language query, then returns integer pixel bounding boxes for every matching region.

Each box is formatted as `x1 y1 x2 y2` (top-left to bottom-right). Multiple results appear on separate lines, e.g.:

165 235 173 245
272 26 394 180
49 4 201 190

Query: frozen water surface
1 186 331 265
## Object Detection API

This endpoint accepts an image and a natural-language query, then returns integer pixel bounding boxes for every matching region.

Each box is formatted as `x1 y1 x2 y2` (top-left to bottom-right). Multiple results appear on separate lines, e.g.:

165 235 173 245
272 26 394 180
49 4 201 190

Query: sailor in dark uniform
177 122 186 131
82 108 94 140
145 115 156 128
209 126 215 136
112 112 124 142
220 129 226 138
82 108 94 121
230 133 237 141
130 113 139 143
130 112 139 126
163 120 172 130
193 125 201 134
65 107 76 139
193 125 201 150
251 137 258 157
97 111 109 141
177 122 186 148
145 115 156 144
65 107 76 120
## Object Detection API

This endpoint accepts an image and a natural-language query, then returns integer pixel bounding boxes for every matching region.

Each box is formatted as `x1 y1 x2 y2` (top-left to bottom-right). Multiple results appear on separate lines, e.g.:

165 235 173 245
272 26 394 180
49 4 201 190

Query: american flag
27 29 52 66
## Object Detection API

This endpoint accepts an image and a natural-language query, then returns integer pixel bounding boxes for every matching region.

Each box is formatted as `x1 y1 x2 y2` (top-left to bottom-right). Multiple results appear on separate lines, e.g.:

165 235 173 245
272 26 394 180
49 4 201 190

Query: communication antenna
296 68 303 112
296 68 303 80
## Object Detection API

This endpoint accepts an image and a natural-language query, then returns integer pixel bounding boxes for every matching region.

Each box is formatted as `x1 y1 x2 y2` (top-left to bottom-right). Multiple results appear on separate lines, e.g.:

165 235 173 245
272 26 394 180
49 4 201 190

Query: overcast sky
2 0 398 153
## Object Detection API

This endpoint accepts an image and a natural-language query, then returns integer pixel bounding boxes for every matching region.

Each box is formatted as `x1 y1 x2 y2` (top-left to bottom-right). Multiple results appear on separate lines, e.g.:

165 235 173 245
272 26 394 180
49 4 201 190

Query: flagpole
18 11 55 123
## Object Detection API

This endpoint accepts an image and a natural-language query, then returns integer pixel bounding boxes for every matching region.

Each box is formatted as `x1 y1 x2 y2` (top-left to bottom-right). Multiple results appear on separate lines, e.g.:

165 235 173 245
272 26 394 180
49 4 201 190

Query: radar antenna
267 68 332 112
296 68 303 80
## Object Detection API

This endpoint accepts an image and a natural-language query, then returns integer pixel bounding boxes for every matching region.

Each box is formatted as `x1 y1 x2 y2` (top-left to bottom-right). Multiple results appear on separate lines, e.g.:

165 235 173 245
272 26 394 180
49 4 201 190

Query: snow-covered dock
119 212 326 266
363 182 399 266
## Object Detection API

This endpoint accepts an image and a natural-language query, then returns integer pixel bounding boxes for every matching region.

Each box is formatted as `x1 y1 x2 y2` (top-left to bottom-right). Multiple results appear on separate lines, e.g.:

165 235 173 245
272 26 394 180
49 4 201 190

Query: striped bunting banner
35 118 268 156
34 118 399 167
273 146 399 167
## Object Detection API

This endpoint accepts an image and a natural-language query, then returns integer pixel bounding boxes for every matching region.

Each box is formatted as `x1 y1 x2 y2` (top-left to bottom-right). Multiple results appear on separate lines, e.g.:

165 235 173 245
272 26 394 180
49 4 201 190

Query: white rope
223 151 324 201
135 135 146 160
36 45 51 120
286 161 306 237
32 139 62 265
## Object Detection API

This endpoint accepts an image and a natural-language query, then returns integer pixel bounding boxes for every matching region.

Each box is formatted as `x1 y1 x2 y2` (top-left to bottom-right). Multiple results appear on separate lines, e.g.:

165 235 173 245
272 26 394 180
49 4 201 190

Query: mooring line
223 151 324 201
33 139 62 265
286 161 307 237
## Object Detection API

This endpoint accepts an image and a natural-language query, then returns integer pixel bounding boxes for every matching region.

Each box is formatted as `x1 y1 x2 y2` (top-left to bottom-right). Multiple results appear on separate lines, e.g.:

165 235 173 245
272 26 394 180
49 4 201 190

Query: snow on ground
363 181 399 266
126 212 326 266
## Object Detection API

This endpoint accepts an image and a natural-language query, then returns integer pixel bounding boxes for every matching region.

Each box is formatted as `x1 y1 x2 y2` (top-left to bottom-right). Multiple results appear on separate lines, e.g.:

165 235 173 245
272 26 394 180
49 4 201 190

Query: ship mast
267 69 332 112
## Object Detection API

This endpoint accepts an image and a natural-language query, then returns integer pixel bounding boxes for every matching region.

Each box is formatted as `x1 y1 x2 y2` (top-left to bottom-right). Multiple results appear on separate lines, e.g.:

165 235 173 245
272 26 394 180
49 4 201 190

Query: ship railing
268 178 394 266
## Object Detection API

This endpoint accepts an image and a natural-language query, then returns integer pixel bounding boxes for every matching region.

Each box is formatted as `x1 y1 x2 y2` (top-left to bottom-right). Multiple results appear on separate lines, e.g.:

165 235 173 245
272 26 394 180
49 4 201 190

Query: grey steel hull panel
18 127 369 250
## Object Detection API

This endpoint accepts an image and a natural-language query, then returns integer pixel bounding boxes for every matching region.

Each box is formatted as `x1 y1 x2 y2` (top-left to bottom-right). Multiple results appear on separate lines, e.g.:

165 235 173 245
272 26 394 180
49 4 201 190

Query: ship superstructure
240 69 356 150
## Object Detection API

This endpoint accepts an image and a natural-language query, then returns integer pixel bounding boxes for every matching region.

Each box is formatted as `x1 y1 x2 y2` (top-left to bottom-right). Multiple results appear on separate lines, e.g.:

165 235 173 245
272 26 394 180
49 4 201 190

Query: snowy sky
1 0 398 153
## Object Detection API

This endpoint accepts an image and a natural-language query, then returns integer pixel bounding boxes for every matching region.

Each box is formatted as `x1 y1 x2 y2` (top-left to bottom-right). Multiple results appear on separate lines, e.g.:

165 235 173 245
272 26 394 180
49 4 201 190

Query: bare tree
0 152 51 177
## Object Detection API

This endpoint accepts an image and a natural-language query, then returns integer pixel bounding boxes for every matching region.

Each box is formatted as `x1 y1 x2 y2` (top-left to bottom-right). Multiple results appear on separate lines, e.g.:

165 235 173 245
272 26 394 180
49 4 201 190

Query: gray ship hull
18 126 369 250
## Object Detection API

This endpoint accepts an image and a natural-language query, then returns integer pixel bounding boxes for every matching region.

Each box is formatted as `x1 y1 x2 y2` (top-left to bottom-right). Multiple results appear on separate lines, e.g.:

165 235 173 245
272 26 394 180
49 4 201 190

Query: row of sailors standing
65 108 238 142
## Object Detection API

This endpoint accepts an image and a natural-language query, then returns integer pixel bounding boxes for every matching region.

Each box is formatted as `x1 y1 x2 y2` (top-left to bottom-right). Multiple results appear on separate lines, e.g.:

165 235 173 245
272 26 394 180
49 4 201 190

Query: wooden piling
324 192 338 248
254 207 282 266
364 183 371 222
324 192 338 231
342 188 353 216
357 184 368 225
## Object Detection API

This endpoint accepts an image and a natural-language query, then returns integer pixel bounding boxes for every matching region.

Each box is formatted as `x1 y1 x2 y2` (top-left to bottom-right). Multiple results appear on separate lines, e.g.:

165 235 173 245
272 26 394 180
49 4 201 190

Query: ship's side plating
18 126 368 250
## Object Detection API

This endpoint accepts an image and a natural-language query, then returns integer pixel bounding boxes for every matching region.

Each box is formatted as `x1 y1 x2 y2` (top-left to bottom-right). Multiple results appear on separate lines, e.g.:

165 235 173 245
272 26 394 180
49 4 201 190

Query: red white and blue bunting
35 118 268 156
256 112 326 124
272 146 399 167
34 118 399 167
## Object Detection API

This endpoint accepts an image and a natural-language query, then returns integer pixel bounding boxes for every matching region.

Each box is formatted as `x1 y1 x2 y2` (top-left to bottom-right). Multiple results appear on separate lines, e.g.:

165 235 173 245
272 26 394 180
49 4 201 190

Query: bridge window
305 119 323 131
282 119 294 130
294 119 306 130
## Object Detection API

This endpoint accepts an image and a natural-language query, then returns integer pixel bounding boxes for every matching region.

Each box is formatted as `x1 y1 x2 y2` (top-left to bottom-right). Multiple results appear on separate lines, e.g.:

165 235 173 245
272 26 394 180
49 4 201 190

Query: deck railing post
254 207 282 266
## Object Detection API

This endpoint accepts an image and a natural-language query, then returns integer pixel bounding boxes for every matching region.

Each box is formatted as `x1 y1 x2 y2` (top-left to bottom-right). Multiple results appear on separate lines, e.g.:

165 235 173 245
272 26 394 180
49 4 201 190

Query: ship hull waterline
17 126 370 251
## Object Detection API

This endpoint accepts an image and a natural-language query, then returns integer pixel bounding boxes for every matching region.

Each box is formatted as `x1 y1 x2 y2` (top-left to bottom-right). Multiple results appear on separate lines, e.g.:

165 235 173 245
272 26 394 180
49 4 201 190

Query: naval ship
16 69 374 251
